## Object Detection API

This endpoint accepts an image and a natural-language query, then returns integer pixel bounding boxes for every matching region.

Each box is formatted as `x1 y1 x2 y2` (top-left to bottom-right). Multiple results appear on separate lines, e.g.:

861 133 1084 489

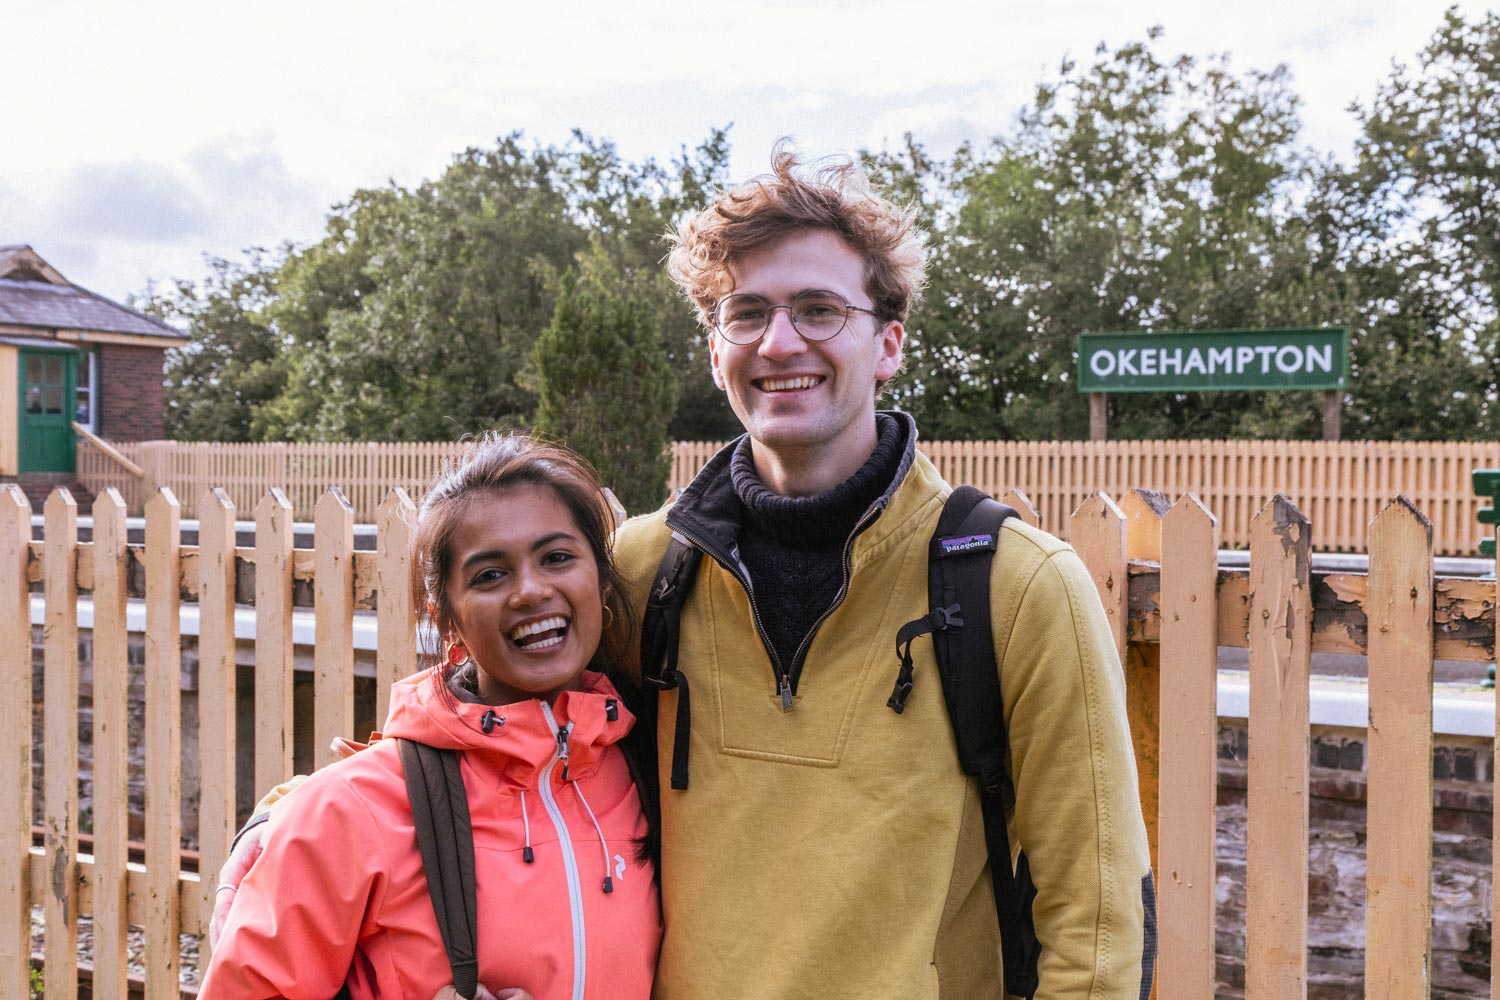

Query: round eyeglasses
710 291 883 345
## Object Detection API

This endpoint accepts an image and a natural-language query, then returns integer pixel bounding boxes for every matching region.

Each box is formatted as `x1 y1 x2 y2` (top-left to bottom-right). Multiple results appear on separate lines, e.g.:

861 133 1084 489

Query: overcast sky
2 0 1486 303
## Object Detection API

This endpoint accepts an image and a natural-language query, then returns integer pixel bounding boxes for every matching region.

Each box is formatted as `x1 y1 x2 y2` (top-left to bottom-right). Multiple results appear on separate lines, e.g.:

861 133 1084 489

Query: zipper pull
556 725 571 781
778 674 794 713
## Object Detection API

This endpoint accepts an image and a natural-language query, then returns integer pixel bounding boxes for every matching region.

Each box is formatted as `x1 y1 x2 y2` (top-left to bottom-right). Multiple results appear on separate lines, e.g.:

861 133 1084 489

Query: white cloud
54 161 210 241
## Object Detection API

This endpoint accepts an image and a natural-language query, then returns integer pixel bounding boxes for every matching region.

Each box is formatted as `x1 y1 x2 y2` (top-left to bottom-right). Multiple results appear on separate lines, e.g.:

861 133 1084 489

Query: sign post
1076 328 1349 441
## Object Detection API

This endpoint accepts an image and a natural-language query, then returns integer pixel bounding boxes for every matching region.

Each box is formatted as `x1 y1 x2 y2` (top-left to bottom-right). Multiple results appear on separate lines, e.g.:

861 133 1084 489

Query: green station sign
1076 327 1349 393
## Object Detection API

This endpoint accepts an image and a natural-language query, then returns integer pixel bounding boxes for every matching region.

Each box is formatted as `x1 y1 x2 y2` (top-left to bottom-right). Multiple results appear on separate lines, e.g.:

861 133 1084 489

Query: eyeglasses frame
709 290 886 346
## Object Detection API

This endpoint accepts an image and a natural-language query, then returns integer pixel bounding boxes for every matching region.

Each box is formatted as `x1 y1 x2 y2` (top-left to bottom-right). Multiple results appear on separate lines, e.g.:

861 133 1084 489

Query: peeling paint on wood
1127 566 1495 662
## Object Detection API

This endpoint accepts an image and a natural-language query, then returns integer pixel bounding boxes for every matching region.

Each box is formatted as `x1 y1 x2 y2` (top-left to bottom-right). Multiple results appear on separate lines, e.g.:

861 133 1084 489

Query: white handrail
71 422 145 478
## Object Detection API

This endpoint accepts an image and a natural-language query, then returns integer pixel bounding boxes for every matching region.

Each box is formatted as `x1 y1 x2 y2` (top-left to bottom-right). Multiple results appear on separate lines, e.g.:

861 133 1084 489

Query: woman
202 434 662 999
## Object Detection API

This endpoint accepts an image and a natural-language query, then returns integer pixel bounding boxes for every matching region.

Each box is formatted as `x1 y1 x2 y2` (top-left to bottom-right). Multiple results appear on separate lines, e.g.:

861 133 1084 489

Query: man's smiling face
709 229 903 478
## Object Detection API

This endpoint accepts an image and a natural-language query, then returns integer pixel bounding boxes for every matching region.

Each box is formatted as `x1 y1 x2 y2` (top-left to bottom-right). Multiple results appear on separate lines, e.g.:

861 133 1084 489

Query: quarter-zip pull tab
777 674 794 713
556 725 572 781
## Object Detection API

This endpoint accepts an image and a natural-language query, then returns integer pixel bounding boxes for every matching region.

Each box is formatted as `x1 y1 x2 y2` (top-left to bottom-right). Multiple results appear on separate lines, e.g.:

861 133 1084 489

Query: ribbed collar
728 413 906 547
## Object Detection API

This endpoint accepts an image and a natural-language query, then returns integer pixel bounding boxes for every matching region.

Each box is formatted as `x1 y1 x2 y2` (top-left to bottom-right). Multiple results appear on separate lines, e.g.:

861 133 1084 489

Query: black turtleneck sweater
729 414 906 677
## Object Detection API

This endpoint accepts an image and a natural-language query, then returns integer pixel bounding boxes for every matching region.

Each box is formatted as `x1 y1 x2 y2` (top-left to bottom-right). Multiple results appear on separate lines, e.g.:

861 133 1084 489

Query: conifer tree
534 266 677 514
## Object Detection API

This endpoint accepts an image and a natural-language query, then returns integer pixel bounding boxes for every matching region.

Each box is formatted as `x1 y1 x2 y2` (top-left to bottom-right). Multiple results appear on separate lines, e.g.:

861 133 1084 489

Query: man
612 148 1154 998
217 148 1154 999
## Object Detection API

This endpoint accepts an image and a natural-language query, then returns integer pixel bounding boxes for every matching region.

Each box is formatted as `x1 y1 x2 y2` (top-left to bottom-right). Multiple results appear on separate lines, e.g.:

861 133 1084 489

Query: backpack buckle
886 675 914 714
645 672 678 691
929 603 963 631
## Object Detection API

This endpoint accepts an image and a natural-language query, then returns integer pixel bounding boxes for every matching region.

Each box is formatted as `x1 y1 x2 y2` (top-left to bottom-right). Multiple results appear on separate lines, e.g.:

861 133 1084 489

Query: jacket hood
378 667 636 790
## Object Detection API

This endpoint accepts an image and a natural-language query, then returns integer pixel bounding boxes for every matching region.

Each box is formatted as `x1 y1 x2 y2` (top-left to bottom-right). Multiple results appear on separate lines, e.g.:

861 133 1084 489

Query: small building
0 245 186 481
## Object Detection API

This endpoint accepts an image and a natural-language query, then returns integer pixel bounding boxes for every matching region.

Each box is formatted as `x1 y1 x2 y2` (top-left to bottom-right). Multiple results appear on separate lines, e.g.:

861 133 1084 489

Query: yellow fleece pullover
616 442 1153 1000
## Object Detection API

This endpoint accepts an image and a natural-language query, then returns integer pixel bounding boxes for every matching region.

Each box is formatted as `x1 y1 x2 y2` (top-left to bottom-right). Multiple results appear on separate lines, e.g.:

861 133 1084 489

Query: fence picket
1365 497 1434 999
43 489 79 1000
1158 493 1219 1000
144 489 183 1000
1001 488 1040 529
376 489 418 729
315 488 355 768
1069 492 1128 662
0 486 32 1000
197 489 238 971
90 490 131 997
1246 495 1312 999
1120 490 1167 876
255 489 295 791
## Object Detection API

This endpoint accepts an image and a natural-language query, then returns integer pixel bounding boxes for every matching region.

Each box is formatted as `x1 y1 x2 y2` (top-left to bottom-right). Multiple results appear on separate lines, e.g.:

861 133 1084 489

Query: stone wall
1214 721 1492 998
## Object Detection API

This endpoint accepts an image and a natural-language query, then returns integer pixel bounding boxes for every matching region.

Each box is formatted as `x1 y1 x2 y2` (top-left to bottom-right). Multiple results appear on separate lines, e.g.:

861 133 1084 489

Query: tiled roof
0 276 185 342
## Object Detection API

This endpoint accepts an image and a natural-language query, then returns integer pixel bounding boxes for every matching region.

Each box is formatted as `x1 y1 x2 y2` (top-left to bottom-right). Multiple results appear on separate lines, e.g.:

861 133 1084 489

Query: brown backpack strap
400 739 480 999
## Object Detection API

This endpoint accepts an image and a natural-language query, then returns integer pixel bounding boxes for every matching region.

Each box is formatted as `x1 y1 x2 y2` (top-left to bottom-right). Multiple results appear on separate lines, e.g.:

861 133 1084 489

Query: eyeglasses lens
714 292 851 344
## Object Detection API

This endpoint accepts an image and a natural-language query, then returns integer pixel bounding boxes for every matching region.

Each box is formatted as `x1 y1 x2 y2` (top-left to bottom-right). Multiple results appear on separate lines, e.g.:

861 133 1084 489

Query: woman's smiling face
443 484 605 705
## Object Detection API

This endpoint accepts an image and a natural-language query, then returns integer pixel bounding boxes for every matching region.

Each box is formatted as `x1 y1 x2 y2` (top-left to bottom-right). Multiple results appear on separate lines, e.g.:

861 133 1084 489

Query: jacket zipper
785 498 887 693
539 701 586 1000
670 497 887 711
667 522 796 710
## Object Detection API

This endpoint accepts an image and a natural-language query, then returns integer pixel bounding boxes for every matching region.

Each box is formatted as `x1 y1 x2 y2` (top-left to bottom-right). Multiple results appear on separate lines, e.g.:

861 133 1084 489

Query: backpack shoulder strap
639 531 701 790
928 486 1015 788
891 485 1039 998
399 739 480 1000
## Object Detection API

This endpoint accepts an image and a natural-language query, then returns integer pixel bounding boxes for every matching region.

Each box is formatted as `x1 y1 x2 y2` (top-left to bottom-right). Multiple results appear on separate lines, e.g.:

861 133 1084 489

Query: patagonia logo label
939 533 996 556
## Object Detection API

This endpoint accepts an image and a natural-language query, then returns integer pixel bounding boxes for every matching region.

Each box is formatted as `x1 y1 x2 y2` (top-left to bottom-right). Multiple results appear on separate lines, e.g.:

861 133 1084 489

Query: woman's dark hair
409 431 658 870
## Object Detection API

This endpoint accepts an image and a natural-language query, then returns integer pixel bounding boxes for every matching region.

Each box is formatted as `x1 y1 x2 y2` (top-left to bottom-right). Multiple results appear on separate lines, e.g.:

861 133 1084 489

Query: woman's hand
209 821 268 947
430 986 535 1000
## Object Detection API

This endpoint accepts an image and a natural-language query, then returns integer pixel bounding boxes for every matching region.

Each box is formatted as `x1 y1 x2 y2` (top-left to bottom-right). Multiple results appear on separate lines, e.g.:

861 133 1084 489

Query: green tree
160 131 738 445
1337 6 1500 439
266 137 586 441
884 32 1340 441
249 187 396 439
557 129 740 441
534 259 677 513
142 252 287 441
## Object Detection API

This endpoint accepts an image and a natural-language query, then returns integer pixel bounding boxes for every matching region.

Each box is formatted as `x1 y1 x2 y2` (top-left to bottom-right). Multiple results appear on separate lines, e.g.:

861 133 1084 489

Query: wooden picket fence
672 438 1500 556
4 482 1497 998
78 438 1500 556
75 440 458 523
3 485 419 1000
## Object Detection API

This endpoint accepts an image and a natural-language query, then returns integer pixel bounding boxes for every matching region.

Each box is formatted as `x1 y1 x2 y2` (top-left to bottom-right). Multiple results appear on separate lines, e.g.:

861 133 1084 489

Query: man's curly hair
665 143 928 330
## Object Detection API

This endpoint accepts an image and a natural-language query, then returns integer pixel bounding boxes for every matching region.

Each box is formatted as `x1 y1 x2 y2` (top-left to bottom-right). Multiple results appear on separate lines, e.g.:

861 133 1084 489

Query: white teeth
510 616 567 642
760 376 820 392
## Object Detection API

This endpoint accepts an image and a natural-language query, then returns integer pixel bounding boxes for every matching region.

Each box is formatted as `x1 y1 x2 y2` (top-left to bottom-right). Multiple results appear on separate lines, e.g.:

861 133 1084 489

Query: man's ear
873 320 905 383
709 335 727 390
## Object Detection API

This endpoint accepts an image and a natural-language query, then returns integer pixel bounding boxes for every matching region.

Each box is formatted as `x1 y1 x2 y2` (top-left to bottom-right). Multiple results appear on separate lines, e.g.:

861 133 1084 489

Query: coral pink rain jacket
202 668 661 1000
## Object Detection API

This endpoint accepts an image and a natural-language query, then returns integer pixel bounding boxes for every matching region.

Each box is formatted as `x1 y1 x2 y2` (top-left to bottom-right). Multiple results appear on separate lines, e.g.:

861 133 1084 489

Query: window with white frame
75 350 97 432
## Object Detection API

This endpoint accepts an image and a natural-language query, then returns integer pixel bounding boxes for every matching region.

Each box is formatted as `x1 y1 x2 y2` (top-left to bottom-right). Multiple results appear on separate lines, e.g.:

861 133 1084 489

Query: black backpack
640 485 1040 998
332 740 480 1000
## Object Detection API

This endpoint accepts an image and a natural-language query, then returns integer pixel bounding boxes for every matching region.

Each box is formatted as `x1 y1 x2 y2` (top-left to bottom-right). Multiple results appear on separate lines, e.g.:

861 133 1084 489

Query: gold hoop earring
445 641 471 668
601 604 615 631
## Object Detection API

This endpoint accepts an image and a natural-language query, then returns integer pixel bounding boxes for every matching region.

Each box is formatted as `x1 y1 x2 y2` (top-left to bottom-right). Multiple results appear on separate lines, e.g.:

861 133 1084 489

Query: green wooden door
19 349 77 472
